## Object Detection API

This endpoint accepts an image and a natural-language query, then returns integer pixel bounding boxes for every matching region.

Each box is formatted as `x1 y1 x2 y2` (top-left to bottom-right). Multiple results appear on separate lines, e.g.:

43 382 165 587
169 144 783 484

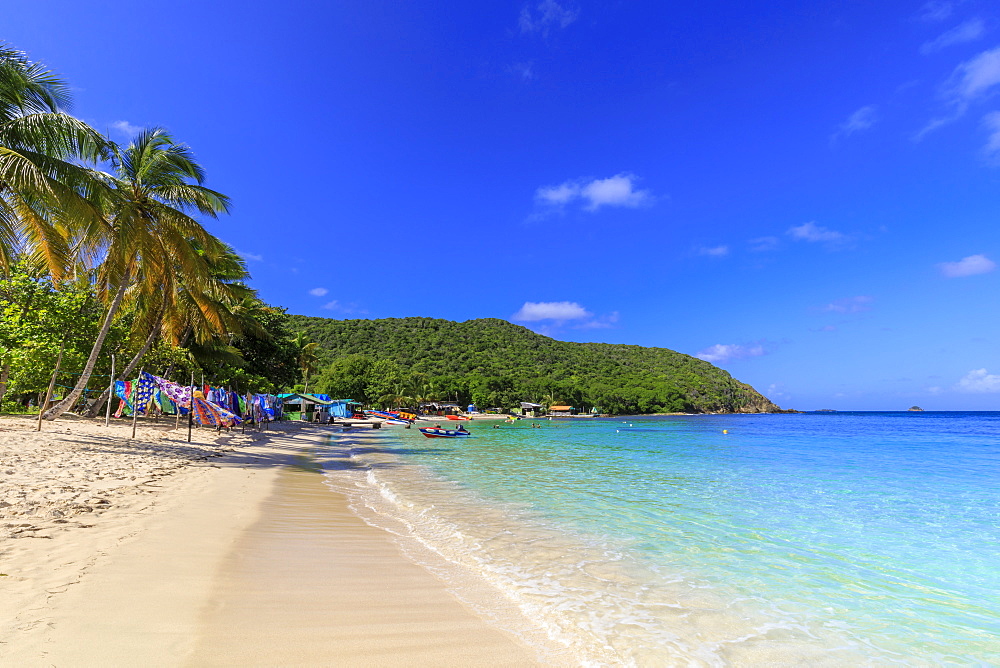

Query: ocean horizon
323 411 999 665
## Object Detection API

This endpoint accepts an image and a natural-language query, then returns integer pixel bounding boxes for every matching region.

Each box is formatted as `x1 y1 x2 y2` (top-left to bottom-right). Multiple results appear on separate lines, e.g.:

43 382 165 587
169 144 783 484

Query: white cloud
919 46 1000 137
948 46 1000 101
822 295 874 313
766 383 790 401
748 236 779 252
322 300 368 314
982 111 1000 158
833 105 878 141
581 174 651 210
535 173 652 212
512 300 592 321
787 221 845 243
110 120 142 137
956 368 1000 392
536 182 580 205
918 1 953 22
309 287 329 297
234 248 262 262
508 61 535 81
698 245 729 257
921 19 985 54
520 0 577 35
938 253 997 277
695 343 766 364
575 311 620 329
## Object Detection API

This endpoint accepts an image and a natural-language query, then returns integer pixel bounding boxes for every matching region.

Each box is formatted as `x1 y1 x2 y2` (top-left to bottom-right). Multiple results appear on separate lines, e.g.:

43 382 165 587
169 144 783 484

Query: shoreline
0 416 544 665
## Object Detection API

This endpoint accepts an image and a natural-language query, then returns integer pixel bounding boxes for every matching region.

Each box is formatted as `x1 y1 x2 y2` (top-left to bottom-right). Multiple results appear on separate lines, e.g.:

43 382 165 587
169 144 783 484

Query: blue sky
7 0 1000 410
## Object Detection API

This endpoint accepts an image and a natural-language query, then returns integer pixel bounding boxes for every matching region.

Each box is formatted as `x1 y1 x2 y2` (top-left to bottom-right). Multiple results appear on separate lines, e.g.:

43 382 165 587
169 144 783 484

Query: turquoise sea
322 413 999 665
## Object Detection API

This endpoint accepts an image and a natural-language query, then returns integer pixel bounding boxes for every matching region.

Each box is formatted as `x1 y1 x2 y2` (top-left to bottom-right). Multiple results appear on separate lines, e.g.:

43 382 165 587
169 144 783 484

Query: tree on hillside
285 316 780 414
313 354 371 401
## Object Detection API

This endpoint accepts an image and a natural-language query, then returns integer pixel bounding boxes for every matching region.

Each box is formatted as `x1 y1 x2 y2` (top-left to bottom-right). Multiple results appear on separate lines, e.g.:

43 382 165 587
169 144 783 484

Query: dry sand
0 415 543 666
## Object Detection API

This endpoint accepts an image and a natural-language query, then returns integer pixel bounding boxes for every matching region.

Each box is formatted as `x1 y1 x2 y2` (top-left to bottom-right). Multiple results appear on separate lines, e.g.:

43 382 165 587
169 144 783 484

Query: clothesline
109 373 284 427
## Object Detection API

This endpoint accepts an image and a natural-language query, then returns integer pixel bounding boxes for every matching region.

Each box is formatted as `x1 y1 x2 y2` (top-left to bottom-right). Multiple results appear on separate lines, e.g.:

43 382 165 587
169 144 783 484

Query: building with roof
518 401 544 417
278 392 338 422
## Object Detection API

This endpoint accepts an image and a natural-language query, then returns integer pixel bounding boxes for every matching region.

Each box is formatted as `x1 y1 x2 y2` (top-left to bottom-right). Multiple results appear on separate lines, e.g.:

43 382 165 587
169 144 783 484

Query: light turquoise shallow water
326 413 1000 665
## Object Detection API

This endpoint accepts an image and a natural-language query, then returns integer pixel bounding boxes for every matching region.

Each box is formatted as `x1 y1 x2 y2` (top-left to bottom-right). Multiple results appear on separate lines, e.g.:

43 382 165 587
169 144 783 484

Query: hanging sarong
150 374 192 408
158 390 176 415
191 395 242 427
114 380 133 411
134 373 156 415
113 381 134 417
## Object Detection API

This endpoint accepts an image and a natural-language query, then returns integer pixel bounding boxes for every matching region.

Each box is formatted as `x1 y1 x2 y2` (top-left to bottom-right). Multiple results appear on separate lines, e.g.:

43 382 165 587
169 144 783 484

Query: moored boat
419 427 472 438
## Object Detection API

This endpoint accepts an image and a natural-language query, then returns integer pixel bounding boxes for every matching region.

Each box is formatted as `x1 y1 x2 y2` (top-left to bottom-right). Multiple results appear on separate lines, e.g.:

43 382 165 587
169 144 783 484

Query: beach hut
279 393 336 421
328 400 362 419
548 405 578 416
518 402 544 417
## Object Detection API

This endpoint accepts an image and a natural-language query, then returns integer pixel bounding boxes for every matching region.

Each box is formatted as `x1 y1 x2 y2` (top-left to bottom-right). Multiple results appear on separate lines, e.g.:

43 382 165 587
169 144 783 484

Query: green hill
288 315 780 415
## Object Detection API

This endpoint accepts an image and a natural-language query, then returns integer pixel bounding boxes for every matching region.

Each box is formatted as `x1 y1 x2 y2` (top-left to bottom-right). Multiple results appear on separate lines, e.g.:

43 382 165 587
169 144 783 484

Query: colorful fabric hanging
150 374 192 408
190 391 242 427
134 373 156 415
114 380 133 411
157 389 176 414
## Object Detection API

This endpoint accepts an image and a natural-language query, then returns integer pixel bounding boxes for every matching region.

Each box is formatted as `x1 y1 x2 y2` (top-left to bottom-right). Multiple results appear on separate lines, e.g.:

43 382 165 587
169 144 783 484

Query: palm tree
0 44 109 278
292 332 320 393
81 242 255 416
43 129 230 420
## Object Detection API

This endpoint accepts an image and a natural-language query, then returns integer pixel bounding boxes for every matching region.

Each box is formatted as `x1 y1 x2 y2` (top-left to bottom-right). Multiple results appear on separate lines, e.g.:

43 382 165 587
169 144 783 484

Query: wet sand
190 441 539 666
0 420 540 666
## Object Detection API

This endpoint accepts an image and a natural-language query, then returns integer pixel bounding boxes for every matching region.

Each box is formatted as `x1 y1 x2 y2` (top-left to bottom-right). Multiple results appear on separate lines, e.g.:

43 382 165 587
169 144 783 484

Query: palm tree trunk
43 269 131 420
83 318 162 418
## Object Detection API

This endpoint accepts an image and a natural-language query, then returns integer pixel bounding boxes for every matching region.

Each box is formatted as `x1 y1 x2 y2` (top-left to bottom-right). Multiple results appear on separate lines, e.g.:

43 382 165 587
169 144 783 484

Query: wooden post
174 382 181 432
105 354 115 427
187 371 195 442
37 340 66 432
130 367 144 439
237 384 245 435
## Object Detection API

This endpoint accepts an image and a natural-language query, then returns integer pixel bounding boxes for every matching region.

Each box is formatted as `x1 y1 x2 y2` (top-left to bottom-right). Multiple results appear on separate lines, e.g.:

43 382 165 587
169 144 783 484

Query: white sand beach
0 415 544 666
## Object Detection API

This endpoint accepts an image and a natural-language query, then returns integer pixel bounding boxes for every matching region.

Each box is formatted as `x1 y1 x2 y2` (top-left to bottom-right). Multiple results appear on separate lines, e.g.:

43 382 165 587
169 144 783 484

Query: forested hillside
289 316 780 414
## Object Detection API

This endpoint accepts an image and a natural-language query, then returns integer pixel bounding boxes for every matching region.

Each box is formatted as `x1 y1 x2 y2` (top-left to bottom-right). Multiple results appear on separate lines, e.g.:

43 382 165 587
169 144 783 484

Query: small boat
445 415 471 421
384 418 412 425
419 427 472 438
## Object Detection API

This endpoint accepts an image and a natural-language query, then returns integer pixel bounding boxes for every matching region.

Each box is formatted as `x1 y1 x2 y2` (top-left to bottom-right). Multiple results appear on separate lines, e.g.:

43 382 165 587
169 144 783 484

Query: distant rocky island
908 406 924 412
